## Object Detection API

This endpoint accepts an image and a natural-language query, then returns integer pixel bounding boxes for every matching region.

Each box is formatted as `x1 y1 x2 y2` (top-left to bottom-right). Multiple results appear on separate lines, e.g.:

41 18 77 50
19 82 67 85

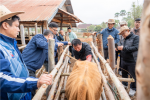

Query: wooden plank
35 23 38 35
20 24 26 45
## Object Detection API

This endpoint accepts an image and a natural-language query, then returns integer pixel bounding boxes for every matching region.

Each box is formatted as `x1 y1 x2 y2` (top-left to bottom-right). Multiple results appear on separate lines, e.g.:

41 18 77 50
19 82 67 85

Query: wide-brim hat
120 21 127 25
0 5 24 22
118 26 130 35
107 19 115 24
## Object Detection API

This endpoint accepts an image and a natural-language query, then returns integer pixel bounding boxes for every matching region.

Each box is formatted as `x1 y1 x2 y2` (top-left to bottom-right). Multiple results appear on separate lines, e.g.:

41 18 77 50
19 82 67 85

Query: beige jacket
130 28 140 36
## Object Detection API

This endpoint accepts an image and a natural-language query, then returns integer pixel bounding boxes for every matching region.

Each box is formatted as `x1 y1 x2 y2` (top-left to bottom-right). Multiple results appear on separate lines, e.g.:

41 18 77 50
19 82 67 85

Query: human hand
37 74 52 88
115 48 118 51
57 43 64 47
68 42 71 46
117 46 123 50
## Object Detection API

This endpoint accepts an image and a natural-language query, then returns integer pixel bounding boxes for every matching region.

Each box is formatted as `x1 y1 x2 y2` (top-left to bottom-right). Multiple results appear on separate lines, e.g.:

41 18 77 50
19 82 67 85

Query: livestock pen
31 33 135 100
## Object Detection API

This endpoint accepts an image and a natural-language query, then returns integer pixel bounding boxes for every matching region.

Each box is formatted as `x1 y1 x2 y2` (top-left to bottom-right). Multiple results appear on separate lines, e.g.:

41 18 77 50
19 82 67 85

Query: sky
71 0 144 25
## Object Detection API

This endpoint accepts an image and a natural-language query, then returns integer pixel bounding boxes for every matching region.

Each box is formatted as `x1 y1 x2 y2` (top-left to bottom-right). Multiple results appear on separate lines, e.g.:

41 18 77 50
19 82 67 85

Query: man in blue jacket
48 22 71 63
92 19 120 60
22 30 54 77
0 5 52 100
57 29 64 41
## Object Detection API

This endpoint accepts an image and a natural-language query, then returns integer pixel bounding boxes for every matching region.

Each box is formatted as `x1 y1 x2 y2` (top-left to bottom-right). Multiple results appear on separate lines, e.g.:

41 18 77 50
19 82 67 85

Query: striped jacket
0 33 38 100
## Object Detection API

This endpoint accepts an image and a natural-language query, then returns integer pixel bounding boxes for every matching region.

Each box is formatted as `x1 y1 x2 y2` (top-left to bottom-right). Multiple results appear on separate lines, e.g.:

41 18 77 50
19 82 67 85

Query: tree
94 25 102 32
120 10 126 19
115 13 120 20
88 25 96 32
114 20 120 28
101 22 107 28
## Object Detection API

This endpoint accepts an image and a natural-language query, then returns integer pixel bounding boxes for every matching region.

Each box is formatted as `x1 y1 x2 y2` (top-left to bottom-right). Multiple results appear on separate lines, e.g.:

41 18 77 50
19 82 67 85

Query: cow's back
65 61 103 100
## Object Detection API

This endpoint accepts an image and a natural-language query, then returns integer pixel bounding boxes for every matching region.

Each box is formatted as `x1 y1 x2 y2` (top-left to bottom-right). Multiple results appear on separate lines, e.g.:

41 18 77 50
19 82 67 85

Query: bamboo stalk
32 46 69 100
61 64 70 100
54 65 69 100
47 54 69 100
92 50 115 100
65 54 77 61
92 34 97 46
91 42 130 100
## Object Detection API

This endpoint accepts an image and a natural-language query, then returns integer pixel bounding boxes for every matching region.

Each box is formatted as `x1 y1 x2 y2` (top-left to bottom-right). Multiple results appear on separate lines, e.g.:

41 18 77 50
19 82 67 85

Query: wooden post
20 24 26 45
60 14 63 30
97 34 105 73
27 27 31 40
35 23 38 35
92 34 97 46
32 46 69 100
58 46 63 61
48 39 55 72
136 1 150 100
65 32 68 41
91 42 130 100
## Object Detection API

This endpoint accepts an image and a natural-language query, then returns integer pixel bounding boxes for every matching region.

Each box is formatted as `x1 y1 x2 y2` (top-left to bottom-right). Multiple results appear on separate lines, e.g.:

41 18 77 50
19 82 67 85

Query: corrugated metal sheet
1 0 65 21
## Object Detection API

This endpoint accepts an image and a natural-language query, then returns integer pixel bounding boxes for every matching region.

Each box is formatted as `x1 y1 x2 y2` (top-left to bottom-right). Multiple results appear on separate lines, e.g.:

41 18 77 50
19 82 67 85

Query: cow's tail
77 80 87 100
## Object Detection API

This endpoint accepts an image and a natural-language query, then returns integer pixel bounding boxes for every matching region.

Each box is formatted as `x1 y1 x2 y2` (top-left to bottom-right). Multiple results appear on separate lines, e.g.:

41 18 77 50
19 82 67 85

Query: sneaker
129 88 136 97
118 71 122 76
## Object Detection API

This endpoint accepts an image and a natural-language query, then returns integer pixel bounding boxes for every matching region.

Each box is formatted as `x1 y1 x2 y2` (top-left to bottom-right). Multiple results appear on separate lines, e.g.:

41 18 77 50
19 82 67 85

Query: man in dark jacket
22 30 55 76
72 39 92 62
117 26 139 97
57 29 64 41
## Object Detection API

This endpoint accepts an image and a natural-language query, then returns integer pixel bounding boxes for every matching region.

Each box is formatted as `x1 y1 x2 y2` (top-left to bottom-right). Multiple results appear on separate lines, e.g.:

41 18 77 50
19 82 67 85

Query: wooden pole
91 42 130 100
48 39 55 72
27 27 30 39
18 45 26 50
92 34 97 46
54 65 69 100
20 24 26 45
58 46 63 61
32 46 69 100
97 34 105 73
92 50 115 100
35 23 38 35
47 54 69 100
61 63 70 100
136 1 150 100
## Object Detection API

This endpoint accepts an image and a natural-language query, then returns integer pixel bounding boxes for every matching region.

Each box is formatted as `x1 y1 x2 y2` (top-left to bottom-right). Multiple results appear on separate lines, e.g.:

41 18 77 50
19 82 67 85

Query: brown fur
83 33 92 37
65 61 103 100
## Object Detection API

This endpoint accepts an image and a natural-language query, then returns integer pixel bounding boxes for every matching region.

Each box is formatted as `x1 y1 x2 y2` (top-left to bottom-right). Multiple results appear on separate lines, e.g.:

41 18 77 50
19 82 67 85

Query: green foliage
120 10 126 17
101 22 107 28
94 25 102 32
115 13 120 18
131 2 142 20
114 20 120 28
87 25 96 32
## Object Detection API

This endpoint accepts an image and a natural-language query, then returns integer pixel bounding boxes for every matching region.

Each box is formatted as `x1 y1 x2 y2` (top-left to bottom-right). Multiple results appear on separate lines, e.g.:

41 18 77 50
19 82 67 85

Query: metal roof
1 0 66 22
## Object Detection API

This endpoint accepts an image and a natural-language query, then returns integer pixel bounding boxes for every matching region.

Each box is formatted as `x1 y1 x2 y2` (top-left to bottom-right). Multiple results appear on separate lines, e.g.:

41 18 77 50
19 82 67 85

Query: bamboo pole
54 65 69 100
61 63 70 100
32 46 69 100
47 54 69 100
92 34 97 46
92 50 115 100
48 39 55 72
20 24 26 45
91 42 130 100
136 1 150 100
18 45 26 50
97 34 105 73
58 46 63 61
65 54 77 61
35 23 38 35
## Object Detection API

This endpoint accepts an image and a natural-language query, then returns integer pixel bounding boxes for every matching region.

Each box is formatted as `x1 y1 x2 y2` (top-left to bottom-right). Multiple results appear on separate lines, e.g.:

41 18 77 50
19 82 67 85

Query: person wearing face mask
130 18 141 36
72 39 92 62
117 26 139 97
92 19 120 60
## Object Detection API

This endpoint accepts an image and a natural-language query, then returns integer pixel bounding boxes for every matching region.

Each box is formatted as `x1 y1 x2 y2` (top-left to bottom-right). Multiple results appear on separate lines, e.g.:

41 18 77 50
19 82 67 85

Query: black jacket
73 42 92 60
121 32 139 62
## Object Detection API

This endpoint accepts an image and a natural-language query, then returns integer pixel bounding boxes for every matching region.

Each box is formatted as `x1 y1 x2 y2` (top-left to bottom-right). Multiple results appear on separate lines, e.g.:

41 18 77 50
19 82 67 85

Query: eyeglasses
52 28 58 32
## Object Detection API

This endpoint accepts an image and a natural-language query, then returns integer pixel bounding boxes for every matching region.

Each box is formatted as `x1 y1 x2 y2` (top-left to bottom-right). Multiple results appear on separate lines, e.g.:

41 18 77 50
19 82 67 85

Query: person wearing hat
130 18 141 36
116 21 128 75
0 5 52 100
117 26 139 97
92 19 120 60
68 27 77 57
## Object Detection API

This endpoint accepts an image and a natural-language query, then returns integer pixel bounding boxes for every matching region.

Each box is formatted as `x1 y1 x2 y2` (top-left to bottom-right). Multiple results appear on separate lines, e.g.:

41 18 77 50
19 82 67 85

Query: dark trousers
28 69 36 98
122 60 136 90
69 46 74 57
104 49 108 60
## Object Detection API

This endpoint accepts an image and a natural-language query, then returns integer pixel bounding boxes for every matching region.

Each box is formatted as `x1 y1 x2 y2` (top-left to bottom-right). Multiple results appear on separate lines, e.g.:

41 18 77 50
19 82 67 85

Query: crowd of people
92 18 140 97
0 5 140 100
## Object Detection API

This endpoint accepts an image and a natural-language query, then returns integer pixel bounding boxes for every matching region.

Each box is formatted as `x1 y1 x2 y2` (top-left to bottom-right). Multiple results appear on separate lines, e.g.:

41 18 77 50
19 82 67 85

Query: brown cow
83 33 92 38
65 61 103 100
